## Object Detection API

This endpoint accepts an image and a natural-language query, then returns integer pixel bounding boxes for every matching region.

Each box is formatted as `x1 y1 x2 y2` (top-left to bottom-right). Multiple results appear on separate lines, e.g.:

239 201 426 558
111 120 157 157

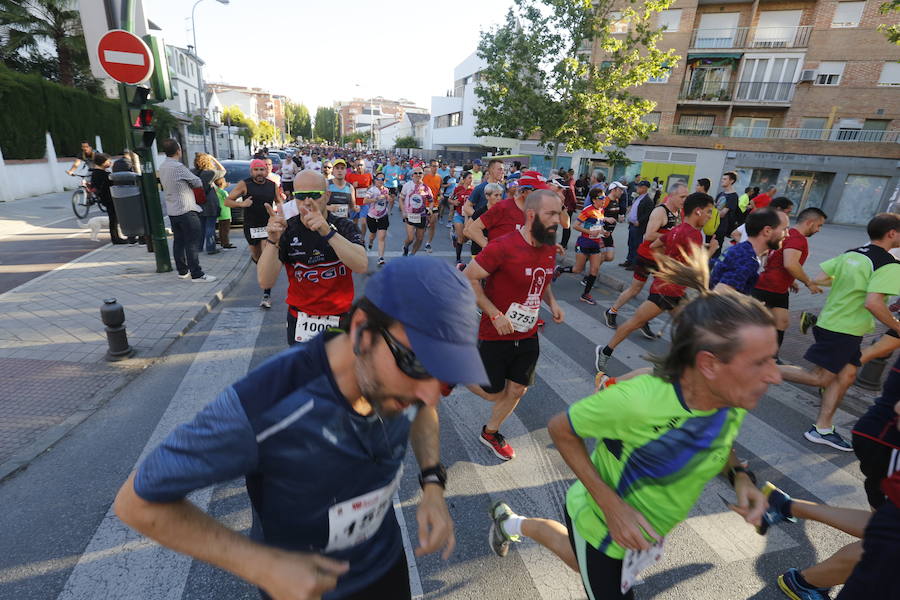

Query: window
799 117 827 138
642 112 661 130
647 65 671 84
831 2 865 28
676 115 715 135
695 13 741 48
730 117 770 138
658 9 682 32
736 55 800 101
685 67 731 100
434 112 462 128
878 62 900 86
815 61 845 85
753 10 802 47
609 11 629 34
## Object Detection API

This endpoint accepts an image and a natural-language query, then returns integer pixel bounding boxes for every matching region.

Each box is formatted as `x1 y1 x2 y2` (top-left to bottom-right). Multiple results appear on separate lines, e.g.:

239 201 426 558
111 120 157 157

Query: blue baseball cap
363 257 488 386
473 159 482 166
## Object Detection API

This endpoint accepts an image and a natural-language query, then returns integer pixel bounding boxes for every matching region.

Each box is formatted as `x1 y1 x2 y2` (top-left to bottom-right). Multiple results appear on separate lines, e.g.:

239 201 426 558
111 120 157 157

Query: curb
0 258 253 484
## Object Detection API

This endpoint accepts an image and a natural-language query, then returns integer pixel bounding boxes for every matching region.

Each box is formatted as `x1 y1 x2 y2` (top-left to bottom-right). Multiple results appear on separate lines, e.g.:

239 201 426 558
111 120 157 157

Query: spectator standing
214 177 235 249
621 180 652 268
158 139 214 282
89 153 127 245
192 153 226 255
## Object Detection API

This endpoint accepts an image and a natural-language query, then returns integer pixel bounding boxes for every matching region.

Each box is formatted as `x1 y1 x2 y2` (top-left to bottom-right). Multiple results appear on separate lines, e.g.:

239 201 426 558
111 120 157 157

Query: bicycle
70 174 107 219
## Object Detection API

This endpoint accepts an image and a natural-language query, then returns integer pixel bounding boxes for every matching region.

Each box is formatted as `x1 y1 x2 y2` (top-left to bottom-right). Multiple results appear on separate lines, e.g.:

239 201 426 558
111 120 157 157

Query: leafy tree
395 135 420 149
474 0 677 165
256 120 275 145
314 106 338 142
341 130 371 146
284 101 312 139
881 1 900 45
0 0 99 90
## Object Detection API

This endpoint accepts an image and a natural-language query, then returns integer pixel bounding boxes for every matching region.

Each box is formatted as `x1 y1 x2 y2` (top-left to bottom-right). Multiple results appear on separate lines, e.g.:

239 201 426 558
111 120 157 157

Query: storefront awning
687 53 742 60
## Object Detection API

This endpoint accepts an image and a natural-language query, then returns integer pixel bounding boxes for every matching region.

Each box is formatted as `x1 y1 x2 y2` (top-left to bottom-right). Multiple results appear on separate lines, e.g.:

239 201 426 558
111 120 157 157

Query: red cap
517 170 550 190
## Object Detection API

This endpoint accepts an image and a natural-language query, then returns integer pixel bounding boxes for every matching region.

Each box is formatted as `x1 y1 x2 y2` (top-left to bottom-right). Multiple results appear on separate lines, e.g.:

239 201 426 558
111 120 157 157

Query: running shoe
639 323 657 340
488 501 520 557
552 265 563 282
425 242 433 254
758 481 797 535
402 244 410 257
536 318 545 329
456 263 466 272
260 293 271 309
580 294 596 305
799 311 817 335
377 257 385 267
191 274 216 282
777 568 831 600
595 345 610 372
604 309 617 329
177 272 191 280
439 382 455 397
367 242 373 250
804 426 852 452
480 427 515 460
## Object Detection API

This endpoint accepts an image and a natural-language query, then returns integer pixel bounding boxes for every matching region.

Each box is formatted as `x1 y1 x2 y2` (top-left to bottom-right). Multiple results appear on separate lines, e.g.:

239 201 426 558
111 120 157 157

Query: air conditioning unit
799 69 816 83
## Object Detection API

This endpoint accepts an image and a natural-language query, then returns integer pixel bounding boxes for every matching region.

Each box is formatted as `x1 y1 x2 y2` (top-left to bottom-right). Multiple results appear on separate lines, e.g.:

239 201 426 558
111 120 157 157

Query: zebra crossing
12 250 871 600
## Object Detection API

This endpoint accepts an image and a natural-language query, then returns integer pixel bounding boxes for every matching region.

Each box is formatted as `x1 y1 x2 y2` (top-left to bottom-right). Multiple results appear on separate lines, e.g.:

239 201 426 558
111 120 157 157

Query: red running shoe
480 426 515 460
537 318 545 329
440 381 455 397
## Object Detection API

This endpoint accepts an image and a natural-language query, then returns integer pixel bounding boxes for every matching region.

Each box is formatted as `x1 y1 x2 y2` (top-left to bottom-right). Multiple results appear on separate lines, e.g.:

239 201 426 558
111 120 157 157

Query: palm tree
0 0 84 86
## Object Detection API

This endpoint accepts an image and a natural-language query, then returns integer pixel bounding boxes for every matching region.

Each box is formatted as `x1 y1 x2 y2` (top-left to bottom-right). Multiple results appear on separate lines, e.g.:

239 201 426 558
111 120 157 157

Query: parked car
221 159 250 225
268 154 282 175
268 150 287 159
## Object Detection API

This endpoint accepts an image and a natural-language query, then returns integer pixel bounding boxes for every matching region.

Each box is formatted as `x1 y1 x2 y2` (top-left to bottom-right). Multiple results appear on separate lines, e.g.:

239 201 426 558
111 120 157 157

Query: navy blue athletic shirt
134 332 417 598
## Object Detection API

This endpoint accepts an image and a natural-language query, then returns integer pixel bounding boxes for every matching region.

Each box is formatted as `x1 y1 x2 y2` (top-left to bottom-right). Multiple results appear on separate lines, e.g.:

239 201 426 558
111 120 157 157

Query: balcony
669 125 900 143
679 79 796 104
690 26 812 49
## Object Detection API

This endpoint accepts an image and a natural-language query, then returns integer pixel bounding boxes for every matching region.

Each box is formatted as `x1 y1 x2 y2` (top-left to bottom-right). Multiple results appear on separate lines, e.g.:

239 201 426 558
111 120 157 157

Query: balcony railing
679 79 796 103
669 125 900 143
690 25 812 49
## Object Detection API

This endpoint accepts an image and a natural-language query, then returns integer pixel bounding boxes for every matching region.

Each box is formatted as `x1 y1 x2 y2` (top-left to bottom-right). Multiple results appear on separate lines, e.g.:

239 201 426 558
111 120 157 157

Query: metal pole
119 0 172 272
191 0 208 153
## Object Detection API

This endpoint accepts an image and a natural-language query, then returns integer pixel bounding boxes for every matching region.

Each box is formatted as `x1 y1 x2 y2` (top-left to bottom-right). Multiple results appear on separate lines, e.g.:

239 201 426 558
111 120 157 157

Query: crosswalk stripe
56 307 266 600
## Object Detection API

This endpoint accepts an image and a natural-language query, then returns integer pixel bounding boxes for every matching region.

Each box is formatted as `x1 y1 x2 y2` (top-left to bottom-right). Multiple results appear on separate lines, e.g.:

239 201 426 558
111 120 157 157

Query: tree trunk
550 141 559 171
55 35 73 86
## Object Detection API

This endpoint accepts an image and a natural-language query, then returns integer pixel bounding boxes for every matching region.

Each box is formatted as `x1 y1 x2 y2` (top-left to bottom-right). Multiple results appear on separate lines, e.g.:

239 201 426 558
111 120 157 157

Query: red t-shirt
752 193 772 210
649 223 704 297
346 172 373 206
755 227 809 294
475 231 556 341
452 185 472 215
479 198 525 241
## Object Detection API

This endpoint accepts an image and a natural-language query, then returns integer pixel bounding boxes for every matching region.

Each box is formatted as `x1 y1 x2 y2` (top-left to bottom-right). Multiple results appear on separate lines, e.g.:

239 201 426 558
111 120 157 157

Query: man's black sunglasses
379 328 431 379
293 190 324 200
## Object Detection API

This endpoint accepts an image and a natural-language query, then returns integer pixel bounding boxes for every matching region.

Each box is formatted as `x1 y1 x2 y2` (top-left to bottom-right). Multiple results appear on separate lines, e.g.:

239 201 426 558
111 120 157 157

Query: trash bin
110 171 146 237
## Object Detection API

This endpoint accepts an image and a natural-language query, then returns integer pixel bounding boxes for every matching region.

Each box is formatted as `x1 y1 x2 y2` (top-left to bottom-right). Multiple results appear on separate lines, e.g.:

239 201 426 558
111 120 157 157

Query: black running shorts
478 336 540 394
852 434 897 509
751 288 790 310
564 510 633 599
367 215 389 233
803 326 862 375
632 255 656 283
647 293 683 312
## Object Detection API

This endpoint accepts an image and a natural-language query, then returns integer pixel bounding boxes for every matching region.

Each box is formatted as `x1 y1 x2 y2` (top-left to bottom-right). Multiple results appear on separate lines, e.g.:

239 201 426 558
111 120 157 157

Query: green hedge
0 64 125 159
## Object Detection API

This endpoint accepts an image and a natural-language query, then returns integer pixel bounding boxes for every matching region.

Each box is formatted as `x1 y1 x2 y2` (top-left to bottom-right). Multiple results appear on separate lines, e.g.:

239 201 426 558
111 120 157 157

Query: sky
144 0 513 113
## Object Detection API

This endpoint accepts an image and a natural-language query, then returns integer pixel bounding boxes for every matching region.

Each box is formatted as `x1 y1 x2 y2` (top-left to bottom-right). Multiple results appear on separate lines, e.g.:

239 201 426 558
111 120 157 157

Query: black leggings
560 209 575 248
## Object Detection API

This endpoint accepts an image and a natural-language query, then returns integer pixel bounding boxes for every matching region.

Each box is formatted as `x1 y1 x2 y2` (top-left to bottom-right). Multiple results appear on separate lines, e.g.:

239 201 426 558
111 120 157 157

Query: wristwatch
418 464 447 489
322 223 338 242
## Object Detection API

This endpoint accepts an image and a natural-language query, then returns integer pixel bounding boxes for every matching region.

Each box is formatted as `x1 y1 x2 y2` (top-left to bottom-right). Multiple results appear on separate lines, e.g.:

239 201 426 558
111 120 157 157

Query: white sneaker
260 293 272 309
191 274 216 282
177 272 191 279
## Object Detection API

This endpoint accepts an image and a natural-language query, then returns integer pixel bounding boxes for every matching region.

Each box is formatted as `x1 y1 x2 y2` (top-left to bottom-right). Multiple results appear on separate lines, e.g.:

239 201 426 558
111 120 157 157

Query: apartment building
334 97 428 140
206 84 287 136
592 0 900 225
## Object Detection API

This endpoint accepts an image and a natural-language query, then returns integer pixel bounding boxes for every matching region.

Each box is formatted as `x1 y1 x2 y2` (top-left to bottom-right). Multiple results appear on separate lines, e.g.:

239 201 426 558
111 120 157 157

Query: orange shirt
346 172 372 206
422 174 442 208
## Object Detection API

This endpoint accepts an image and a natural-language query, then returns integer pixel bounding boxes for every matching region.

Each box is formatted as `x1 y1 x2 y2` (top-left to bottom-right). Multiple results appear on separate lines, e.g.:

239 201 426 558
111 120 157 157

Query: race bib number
589 225 604 239
325 469 402 552
505 302 539 333
407 212 422 224
249 226 268 239
294 312 341 343
621 539 665 595
331 204 349 218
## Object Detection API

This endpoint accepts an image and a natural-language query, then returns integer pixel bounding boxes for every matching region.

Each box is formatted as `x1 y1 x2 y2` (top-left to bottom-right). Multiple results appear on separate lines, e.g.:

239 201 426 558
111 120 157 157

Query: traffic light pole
118 0 171 273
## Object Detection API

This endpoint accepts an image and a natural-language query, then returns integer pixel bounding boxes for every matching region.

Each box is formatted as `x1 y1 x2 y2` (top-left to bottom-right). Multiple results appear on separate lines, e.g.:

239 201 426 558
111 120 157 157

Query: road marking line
0 243 110 300
103 50 145 66
392 492 424 599
56 307 264 600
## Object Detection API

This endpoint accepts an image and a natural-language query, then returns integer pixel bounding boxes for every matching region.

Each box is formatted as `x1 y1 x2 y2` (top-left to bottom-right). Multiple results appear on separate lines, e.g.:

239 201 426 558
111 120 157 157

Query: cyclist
115 256 490 600
66 141 95 176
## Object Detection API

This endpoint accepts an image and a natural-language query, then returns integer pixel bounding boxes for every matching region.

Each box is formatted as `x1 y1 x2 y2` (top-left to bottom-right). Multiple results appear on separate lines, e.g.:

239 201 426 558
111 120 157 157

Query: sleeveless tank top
242 177 276 227
327 181 353 218
637 204 679 261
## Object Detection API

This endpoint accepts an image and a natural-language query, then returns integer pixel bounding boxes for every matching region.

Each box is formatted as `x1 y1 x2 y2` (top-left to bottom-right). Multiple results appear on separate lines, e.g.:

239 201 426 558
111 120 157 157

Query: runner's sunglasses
379 328 431 379
293 190 324 200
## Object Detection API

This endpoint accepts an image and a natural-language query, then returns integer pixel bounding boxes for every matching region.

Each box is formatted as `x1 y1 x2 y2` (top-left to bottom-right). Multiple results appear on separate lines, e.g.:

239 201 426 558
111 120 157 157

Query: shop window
833 175 889 225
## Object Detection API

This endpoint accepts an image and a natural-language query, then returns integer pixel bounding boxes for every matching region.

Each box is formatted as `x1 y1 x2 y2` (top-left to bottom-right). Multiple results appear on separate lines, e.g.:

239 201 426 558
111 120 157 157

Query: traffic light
126 86 155 150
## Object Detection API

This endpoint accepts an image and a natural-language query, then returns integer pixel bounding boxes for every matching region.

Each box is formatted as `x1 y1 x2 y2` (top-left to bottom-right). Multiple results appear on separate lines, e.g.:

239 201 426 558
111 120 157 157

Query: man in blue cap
114 257 487 600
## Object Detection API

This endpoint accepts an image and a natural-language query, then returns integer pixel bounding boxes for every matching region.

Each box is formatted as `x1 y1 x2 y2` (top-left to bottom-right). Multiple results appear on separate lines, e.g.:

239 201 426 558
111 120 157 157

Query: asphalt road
0 209 870 600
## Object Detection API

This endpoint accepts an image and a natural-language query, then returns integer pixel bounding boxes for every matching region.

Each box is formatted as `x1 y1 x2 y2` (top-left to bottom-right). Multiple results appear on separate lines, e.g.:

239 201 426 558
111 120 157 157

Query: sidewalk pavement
0 233 252 480
576 217 891 410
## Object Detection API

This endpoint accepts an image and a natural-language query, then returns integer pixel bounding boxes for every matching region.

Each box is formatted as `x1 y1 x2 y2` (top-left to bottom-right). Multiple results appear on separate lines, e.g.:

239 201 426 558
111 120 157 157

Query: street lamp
191 0 229 154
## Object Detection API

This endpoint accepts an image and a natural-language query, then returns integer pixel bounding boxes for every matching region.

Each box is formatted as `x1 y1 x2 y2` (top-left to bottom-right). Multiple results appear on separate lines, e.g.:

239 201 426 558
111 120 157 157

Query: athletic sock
602 345 614 357
776 329 785 348
561 228 571 248
815 425 835 435
501 515 525 539
455 242 462 262
263 288 271 295
608 307 618 314
584 274 597 295
559 266 573 273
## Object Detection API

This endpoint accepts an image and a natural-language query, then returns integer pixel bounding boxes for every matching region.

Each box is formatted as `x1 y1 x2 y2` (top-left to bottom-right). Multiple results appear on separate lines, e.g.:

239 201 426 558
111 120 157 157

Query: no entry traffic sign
97 29 154 85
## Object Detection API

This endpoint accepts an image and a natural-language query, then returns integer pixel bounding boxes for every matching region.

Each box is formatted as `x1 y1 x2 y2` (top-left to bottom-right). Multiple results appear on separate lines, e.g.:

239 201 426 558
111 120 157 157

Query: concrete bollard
856 353 889 391
100 298 134 361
